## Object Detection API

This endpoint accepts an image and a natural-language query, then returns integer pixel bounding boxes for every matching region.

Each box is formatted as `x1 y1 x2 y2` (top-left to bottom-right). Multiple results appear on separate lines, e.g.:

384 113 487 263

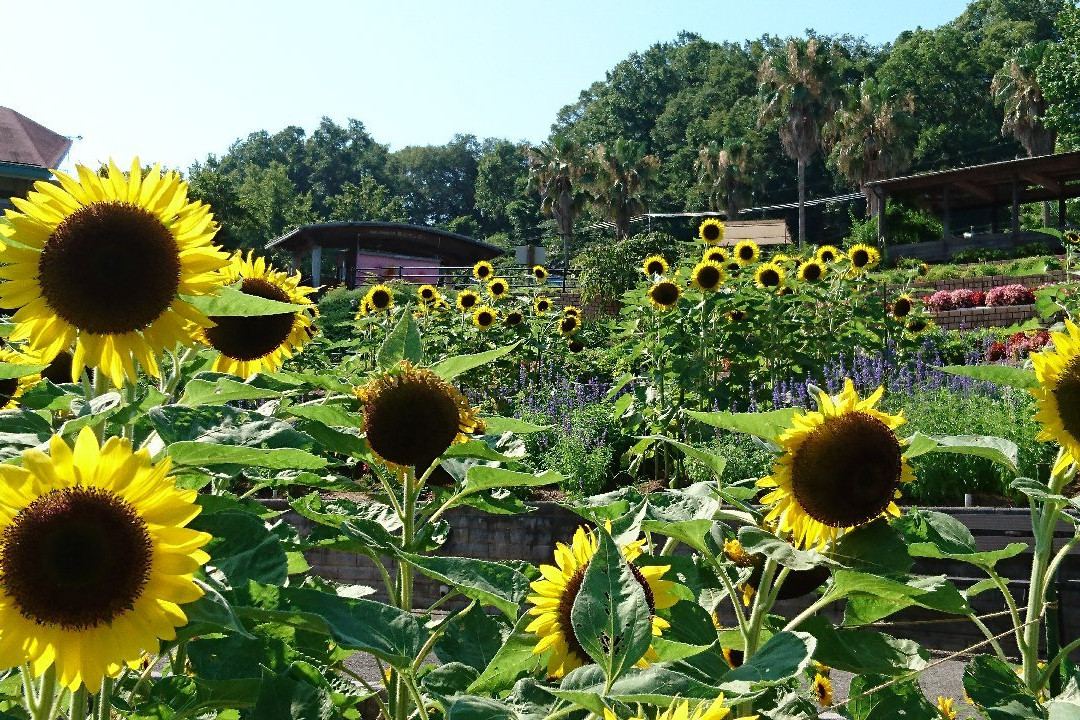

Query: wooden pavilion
866 151 1080 261
0 107 72 211
267 222 503 288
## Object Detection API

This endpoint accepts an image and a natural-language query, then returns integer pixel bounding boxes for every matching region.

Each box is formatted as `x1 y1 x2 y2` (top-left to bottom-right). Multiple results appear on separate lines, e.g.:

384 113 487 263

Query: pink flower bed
924 284 1036 311
985 284 1036 307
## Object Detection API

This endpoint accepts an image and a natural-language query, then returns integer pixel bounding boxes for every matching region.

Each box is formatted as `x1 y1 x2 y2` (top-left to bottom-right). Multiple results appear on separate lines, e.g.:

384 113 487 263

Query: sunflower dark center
371 289 392 309
569 339 584 353
790 411 902 528
706 251 725 263
803 263 822 281
651 282 679 306
477 266 491 279
909 319 927 333
851 249 869 267
205 278 296 362
702 224 721 241
646 260 665 275
555 560 655 664
560 318 578 333
697 265 722 288
421 288 434 300
506 312 523 326
460 294 478 309
478 311 494 326
1053 357 1080 445
41 351 74 384
491 283 506 295
537 300 550 312
820 251 835 262
1 487 152 629
363 371 463 469
759 269 781 287
39 201 180 334
893 298 912 318
738 246 754 261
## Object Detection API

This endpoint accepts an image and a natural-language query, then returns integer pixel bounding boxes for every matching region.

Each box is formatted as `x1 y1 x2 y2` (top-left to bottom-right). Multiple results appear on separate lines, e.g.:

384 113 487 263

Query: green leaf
738 527 831 571
250 670 335 720
423 663 481 712
718 631 816 693
937 364 1039 390
461 466 561 495
169 442 327 469
908 541 1028 570
903 433 1019 473
638 435 727 477
834 572 971 625
149 404 314 448
685 408 797 441
551 665 728 711
0 362 45 379
894 509 977 554
432 342 521 380
193 510 289 587
290 494 400 556
0 409 54 461
847 674 937 720
640 519 716 555
284 403 363 428
570 528 654 681
964 655 1046 720
831 519 913 575
468 613 543 694
185 285 308 316
482 416 551 434
447 697 515 720
238 583 424 669
398 552 530 618
179 377 282 406
434 608 512 673
378 312 424 369
800 616 927 676
183 578 255 638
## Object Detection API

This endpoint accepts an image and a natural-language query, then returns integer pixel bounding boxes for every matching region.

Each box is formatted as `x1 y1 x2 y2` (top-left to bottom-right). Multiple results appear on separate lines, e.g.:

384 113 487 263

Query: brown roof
720 219 790 246
268 222 504 264
866 151 1080 211
0 107 72 168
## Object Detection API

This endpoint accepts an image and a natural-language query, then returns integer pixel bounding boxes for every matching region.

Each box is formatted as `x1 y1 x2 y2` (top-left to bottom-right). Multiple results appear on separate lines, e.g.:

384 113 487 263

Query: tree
474 139 540 239
1038 3 1080 149
825 79 916 216
758 38 842 246
528 135 589 272
326 177 407 223
582 139 661 241
695 139 751 218
391 135 481 228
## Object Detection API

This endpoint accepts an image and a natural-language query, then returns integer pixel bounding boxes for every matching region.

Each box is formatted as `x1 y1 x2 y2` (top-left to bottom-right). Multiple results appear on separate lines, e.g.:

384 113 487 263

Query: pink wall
354 251 441 285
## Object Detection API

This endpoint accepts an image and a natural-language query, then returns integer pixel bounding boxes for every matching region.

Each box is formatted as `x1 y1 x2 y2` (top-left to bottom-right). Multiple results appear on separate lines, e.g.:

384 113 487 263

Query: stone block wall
929 303 1040 331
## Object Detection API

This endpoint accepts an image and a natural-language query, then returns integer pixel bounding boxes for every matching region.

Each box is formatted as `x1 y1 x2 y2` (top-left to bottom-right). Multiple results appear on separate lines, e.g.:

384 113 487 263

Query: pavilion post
942 186 951 239
311 245 322 287
1011 174 1020 238
1059 198 1067 229
875 188 887 245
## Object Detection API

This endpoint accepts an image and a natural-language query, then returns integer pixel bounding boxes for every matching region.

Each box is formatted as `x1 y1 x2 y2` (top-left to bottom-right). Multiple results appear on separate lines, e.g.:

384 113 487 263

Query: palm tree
695 139 750 220
528 135 587 278
993 42 1057 226
583 139 660 241
825 79 916 217
758 38 842 247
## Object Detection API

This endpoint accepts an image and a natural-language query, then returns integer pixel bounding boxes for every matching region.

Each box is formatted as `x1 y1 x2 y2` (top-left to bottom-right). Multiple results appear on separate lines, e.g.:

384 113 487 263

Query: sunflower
1031 320 1080 468
703 247 727 264
733 240 760 266
1065 230 1080 247
757 379 913 549
38 350 73 385
891 294 914 319
727 309 747 323
558 315 581 336
487 278 510 300
472 260 494 281
698 218 725 245
354 297 372 319
504 310 524 327
812 673 833 707
365 284 394 312
563 305 581 318
722 646 743 669
815 245 841 264
534 296 553 315
457 289 480 312
472 306 498 330
723 538 756 567
906 317 933 335
196 252 316 378
417 284 438 303
936 697 957 720
533 265 548 283
918 262 930 277
0 427 210 692
525 525 677 678
754 262 785 290
648 279 681 311
0 347 40 408
847 243 881 272
0 159 228 386
603 695 732 720
642 255 669 277
354 362 484 471
798 260 826 283
568 339 584 353
691 261 726 292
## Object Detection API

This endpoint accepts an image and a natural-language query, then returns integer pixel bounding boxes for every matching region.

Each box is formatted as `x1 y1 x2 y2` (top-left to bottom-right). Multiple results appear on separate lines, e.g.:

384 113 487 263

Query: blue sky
1 0 969 173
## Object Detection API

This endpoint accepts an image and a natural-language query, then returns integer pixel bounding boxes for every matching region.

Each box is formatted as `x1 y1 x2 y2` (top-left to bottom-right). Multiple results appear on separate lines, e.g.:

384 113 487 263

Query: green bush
573 230 682 304
519 403 631 498
847 204 941 248
316 286 365 342
881 388 1056 505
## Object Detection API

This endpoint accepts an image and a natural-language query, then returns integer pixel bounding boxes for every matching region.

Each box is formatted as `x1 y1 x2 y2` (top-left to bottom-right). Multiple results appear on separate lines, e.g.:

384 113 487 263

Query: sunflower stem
69 686 89 720
744 557 777 659
395 467 418 720
20 666 38 712
95 678 112 720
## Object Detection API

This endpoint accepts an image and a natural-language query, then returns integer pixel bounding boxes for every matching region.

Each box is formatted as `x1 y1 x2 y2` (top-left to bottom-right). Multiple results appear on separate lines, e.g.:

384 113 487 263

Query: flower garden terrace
0 164 1077 720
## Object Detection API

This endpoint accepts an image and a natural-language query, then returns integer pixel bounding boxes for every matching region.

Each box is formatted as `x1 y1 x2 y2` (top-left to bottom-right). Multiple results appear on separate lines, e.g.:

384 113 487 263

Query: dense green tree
529 135 589 270
474 139 540 239
825 79 916 216
582 139 660 241
758 38 843 246
326 177 407 223
390 134 480 227
1038 3 1080 149
694 140 751 218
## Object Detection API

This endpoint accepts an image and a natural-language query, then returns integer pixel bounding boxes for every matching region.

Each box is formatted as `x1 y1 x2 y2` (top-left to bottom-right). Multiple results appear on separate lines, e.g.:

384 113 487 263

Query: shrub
986 284 1036 306
926 290 956 311
574 230 681 305
950 288 984 308
316 286 365 341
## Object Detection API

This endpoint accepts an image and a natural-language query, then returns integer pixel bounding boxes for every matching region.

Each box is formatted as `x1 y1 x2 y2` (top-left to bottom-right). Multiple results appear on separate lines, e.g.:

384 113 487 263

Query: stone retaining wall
929 303 1040 331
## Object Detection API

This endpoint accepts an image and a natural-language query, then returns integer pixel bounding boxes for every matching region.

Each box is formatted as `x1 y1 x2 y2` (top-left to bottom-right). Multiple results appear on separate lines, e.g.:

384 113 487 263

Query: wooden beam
954 180 996 202
1022 172 1063 195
